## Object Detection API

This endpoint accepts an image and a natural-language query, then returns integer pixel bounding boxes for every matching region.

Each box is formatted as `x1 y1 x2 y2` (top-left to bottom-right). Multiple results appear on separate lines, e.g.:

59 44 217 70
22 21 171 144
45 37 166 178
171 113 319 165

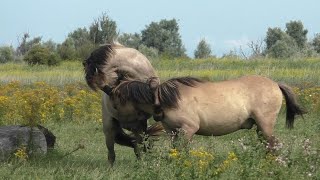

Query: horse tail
278 83 306 129
146 122 165 136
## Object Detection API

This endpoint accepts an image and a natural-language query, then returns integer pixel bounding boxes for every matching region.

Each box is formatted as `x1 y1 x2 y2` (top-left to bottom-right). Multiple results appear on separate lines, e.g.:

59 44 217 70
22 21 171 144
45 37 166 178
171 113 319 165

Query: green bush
138 44 159 60
23 45 61 66
0 46 15 63
267 34 298 59
312 33 320 54
194 39 212 59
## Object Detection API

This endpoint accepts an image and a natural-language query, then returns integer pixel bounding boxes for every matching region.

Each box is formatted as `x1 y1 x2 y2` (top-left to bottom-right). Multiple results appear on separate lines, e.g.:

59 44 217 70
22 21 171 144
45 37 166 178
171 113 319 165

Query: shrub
312 33 320 54
0 46 15 63
194 39 212 59
267 34 298 59
23 45 61 66
138 44 159 60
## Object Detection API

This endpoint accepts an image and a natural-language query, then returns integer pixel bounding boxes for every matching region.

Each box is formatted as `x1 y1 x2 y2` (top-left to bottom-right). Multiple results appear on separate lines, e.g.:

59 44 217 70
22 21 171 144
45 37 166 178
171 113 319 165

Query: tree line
1 13 320 66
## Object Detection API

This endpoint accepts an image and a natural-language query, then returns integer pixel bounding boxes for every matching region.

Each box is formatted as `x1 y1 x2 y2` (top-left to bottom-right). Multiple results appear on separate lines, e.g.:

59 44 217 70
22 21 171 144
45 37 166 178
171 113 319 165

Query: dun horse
109 75 305 149
83 42 163 166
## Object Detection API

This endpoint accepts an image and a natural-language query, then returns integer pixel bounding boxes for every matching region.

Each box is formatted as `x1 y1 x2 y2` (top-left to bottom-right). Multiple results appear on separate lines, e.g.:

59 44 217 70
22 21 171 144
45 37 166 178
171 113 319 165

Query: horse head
83 44 116 91
83 43 156 95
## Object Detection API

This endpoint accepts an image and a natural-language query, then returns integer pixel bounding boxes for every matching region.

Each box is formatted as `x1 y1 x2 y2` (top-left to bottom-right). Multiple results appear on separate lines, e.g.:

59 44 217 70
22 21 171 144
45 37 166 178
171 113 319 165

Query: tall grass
153 58 320 86
1 58 320 86
0 61 84 85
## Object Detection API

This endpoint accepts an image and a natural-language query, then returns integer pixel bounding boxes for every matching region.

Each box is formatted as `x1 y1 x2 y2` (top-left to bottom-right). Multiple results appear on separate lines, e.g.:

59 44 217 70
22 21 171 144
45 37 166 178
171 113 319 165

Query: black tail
278 83 306 129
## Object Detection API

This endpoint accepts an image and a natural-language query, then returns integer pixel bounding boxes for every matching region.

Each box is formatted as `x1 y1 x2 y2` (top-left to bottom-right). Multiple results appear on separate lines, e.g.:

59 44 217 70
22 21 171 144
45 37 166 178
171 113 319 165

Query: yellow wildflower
169 148 179 159
14 147 28 160
214 151 238 175
227 151 238 161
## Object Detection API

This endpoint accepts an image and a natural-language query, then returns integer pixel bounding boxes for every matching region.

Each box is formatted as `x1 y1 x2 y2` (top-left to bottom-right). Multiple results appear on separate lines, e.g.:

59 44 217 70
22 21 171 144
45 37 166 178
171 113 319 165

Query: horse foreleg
103 120 116 166
132 131 143 159
181 121 199 140
103 117 137 166
132 120 149 159
171 123 199 149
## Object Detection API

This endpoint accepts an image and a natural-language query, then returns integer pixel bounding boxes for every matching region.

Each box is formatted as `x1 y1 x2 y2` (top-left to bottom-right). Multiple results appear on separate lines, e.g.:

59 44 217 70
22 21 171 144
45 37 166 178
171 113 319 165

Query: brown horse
109 75 305 149
83 42 163 166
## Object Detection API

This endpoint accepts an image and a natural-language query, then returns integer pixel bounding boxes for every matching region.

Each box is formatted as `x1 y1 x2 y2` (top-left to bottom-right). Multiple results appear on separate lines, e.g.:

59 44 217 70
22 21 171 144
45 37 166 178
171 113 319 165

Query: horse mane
111 80 154 105
83 42 124 90
111 77 203 109
158 77 202 109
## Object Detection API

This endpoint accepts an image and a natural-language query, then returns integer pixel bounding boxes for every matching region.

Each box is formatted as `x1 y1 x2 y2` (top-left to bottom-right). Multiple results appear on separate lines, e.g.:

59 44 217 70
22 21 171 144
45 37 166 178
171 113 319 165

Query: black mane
112 77 203 109
83 44 115 90
112 81 154 105
158 77 202 109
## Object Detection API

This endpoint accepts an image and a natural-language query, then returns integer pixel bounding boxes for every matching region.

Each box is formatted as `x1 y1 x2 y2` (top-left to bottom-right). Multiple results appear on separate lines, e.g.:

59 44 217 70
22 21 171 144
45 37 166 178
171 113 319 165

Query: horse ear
147 77 160 91
102 85 113 95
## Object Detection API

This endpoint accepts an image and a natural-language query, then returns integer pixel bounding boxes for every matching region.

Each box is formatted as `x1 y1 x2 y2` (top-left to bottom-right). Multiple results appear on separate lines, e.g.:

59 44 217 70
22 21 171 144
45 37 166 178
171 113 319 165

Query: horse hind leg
254 112 279 152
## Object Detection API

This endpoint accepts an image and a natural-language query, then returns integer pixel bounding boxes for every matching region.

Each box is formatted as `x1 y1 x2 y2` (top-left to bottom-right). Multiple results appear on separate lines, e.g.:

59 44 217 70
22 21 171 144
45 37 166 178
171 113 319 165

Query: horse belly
196 106 250 136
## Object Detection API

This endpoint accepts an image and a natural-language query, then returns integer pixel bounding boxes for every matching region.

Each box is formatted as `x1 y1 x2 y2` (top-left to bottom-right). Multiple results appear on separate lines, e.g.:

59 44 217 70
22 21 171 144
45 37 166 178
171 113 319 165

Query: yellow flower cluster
0 81 102 125
169 148 214 159
190 149 214 159
169 148 179 158
14 146 28 160
169 148 239 177
214 152 238 175
169 148 215 171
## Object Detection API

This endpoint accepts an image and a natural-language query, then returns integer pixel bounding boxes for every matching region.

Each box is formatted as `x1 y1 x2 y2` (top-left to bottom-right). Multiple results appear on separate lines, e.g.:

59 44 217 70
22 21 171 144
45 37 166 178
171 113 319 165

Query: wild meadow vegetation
0 58 320 179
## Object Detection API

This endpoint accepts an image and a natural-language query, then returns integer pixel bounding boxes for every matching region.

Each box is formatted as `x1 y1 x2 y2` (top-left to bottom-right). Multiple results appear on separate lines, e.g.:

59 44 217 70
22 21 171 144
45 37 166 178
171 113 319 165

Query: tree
23 45 61 66
43 39 57 52
118 33 141 49
247 39 265 59
265 27 286 50
68 28 91 49
138 44 159 59
89 13 118 45
312 33 320 53
141 19 186 57
194 39 212 59
0 46 15 63
264 26 299 58
267 34 298 58
66 13 118 60
67 28 94 60
285 20 308 49
17 33 42 56
57 38 76 60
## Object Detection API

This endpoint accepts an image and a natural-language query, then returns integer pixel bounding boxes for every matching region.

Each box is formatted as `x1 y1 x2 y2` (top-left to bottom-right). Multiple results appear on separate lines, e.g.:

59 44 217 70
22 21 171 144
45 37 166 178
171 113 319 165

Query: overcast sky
1 0 319 57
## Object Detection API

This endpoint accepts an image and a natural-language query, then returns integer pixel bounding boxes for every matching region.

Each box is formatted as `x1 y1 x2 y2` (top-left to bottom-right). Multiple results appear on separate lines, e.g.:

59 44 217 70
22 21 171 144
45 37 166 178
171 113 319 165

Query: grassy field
0 58 319 179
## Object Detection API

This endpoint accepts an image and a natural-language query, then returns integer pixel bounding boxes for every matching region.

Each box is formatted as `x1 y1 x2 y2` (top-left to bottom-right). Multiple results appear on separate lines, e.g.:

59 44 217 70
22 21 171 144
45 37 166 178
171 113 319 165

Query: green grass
1 114 319 179
0 58 320 179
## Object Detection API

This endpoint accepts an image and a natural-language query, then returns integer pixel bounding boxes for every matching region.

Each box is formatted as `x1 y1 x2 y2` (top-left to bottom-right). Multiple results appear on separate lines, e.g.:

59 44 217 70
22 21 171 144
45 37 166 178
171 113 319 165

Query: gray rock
0 125 47 161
